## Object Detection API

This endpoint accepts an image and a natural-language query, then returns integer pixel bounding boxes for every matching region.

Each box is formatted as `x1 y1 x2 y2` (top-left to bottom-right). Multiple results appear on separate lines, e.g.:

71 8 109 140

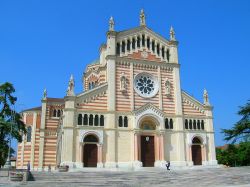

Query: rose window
134 73 159 98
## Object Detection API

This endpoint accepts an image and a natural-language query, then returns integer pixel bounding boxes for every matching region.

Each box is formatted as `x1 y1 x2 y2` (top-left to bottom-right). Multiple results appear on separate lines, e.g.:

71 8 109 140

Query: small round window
134 73 159 98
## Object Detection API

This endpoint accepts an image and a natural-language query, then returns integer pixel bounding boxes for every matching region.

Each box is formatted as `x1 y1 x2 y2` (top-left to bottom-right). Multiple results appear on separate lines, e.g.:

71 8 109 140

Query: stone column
160 133 164 160
155 135 159 161
134 133 138 161
97 144 103 168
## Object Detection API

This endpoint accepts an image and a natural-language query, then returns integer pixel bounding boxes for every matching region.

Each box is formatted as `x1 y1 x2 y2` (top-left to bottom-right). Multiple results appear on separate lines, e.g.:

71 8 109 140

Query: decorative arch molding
79 130 103 144
187 133 207 146
133 103 164 130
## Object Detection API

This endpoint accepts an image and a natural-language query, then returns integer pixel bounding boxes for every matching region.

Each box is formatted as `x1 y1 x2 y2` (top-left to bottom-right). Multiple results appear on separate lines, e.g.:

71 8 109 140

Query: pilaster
30 112 37 169
38 99 47 169
61 96 76 167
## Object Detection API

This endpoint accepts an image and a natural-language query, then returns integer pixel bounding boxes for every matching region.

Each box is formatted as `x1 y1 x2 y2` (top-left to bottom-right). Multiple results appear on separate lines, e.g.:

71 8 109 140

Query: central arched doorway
139 117 156 167
83 134 98 167
192 137 202 165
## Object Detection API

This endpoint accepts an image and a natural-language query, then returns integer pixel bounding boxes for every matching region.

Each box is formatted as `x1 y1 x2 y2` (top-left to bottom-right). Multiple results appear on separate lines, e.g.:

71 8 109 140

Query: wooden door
141 136 155 167
84 144 97 167
192 145 202 165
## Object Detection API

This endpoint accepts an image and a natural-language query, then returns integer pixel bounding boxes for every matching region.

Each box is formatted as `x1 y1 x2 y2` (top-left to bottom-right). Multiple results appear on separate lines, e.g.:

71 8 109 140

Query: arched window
147 38 150 49
142 35 145 47
166 49 170 62
165 118 169 129
192 137 202 144
157 44 160 55
132 38 136 49
83 114 88 125
118 116 123 127
193 120 197 130
89 114 93 126
127 40 130 51
57 110 61 117
189 119 192 129
124 116 128 127
100 115 104 126
137 36 140 47
78 114 83 125
162 47 165 58
185 119 188 129
122 41 125 52
84 135 98 143
116 43 120 55
197 120 201 129
94 115 99 126
152 41 155 52
201 120 204 130
53 109 57 117
27 126 32 142
170 119 173 129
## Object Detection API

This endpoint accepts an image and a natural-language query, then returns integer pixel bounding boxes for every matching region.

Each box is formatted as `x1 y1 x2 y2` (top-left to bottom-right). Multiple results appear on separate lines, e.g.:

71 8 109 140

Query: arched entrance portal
192 137 202 165
139 117 156 167
83 135 98 167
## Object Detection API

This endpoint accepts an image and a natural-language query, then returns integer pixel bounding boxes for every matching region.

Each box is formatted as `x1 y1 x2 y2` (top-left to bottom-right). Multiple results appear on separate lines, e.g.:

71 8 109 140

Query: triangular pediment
76 83 108 104
133 103 165 117
181 91 205 114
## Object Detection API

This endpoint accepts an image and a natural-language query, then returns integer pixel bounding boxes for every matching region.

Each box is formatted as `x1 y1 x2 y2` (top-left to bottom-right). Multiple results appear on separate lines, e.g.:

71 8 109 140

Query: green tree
222 100 250 143
0 82 26 167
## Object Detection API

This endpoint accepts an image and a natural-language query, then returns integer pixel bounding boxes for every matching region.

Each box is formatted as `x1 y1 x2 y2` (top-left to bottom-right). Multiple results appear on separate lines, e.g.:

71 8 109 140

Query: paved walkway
0 166 250 187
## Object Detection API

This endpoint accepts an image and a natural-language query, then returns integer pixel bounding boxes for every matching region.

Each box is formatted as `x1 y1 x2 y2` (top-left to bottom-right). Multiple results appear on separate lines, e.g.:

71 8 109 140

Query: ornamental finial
140 9 146 26
66 74 75 96
203 88 210 106
109 16 115 31
170 26 176 41
43 88 47 100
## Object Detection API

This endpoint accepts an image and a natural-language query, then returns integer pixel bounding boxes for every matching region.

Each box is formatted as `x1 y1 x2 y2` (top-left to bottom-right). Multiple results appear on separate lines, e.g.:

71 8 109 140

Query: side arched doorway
192 137 202 165
83 134 98 167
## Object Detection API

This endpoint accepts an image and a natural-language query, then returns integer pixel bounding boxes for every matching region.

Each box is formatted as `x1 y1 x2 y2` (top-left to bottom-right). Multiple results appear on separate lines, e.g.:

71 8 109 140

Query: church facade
17 10 217 170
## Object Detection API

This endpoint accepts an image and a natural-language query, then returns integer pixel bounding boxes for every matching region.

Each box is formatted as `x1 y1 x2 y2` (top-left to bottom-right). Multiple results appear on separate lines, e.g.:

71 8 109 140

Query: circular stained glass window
134 73 159 98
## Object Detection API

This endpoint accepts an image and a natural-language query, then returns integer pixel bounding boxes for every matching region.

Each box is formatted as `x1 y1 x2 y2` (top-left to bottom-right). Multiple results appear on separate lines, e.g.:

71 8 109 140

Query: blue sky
0 0 249 148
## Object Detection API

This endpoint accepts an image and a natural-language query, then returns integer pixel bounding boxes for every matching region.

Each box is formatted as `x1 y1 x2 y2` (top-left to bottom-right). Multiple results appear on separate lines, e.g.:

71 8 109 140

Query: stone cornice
106 55 179 70
76 83 108 103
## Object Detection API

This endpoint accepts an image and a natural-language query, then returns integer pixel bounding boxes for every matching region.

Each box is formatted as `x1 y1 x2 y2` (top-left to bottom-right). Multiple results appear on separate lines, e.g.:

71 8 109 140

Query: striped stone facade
17 11 217 170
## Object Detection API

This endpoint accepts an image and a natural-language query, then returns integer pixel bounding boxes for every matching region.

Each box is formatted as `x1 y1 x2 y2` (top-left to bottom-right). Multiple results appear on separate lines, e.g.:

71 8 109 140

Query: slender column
134 133 138 160
155 135 159 161
81 143 84 166
98 144 103 164
189 145 192 162
160 134 164 160
159 44 162 59
124 39 127 54
140 34 142 49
